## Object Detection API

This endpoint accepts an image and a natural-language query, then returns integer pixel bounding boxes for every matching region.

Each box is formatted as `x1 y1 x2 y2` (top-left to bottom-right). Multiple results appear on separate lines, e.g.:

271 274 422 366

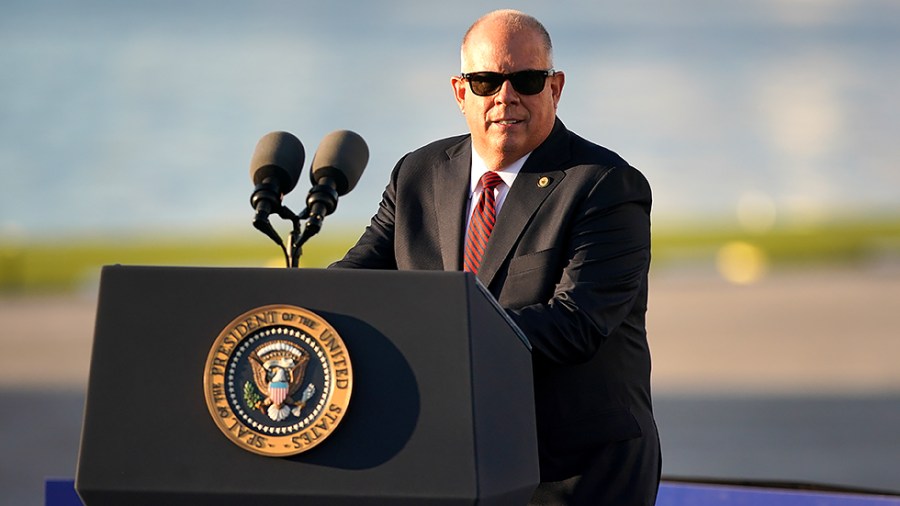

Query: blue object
47 478 899 505
657 481 900 506
44 479 84 506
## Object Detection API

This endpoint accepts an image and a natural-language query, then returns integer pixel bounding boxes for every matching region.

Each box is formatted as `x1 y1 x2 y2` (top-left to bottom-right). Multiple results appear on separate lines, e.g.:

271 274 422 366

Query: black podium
76 266 538 505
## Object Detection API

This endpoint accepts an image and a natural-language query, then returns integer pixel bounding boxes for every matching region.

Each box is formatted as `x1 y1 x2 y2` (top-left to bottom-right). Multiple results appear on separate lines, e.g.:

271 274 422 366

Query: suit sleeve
507 166 652 365
329 156 405 270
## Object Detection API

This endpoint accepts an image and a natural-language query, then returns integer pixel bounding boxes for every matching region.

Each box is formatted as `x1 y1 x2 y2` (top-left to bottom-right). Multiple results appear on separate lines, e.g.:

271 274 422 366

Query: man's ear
550 71 565 109
451 75 467 112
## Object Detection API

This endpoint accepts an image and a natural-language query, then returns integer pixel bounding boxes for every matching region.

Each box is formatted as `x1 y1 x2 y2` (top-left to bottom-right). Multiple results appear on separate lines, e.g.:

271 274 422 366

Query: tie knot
481 171 503 191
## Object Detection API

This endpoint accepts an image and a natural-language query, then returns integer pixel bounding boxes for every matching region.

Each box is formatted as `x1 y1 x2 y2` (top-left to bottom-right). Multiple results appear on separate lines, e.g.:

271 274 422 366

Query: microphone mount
254 192 333 269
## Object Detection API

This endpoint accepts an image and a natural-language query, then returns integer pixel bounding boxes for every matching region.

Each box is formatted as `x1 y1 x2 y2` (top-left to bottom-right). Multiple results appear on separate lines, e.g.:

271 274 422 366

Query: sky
1 0 899 239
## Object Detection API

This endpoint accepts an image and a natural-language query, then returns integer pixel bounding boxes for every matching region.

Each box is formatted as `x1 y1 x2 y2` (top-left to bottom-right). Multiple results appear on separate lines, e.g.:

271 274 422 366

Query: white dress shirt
465 148 530 229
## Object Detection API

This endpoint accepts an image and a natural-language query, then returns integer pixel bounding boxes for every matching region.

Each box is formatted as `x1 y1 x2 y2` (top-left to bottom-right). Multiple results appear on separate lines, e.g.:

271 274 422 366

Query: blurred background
1 1 899 504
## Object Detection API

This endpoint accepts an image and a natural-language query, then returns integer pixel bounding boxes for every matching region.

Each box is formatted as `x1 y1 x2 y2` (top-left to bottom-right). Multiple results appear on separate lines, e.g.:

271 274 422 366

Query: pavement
2 266 899 505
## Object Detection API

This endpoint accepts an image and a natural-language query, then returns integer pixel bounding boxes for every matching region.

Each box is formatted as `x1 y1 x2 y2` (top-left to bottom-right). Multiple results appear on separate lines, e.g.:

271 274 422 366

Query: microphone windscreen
310 130 369 195
250 131 305 194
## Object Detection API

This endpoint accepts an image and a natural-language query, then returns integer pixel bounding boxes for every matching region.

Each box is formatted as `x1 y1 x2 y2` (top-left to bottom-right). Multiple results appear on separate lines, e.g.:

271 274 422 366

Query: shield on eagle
248 340 313 421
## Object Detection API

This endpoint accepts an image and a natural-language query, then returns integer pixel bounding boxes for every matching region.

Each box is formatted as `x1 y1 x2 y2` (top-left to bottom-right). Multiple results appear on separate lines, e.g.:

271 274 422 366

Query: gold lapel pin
538 176 550 188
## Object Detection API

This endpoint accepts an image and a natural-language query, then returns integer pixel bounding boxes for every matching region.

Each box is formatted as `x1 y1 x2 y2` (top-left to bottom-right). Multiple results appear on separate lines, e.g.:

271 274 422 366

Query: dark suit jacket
333 118 657 482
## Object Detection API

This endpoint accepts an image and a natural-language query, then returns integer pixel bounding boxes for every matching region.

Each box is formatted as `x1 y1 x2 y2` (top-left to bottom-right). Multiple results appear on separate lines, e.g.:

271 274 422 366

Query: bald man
334 10 660 505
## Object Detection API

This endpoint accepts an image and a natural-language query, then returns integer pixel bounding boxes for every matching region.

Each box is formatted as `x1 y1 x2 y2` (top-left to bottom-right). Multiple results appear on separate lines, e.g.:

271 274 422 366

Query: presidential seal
203 304 352 456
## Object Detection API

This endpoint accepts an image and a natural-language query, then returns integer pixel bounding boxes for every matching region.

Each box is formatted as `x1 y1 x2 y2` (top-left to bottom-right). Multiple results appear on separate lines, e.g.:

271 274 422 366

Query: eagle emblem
247 340 316 421
204 305 353 456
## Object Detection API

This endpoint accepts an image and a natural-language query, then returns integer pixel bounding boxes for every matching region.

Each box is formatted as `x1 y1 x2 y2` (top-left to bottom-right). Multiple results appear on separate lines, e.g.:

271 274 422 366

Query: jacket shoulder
403 134 470 164
555 127 651 203
565 129 631 168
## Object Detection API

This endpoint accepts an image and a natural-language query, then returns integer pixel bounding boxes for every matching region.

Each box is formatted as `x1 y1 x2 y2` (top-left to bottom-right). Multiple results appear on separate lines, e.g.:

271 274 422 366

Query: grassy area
0 231 359 293
651 218 900 267
2 218 899 293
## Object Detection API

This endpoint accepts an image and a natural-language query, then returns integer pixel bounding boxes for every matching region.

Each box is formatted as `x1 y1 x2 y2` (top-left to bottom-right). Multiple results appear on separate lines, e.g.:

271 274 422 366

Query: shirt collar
469 146 530 193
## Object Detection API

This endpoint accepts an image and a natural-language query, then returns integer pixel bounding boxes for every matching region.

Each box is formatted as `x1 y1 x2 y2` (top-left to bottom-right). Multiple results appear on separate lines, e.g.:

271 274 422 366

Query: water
2 0 899 237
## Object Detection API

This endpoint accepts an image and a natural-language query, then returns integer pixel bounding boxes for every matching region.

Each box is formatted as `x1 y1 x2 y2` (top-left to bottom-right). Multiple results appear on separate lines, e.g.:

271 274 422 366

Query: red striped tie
464 171 504 273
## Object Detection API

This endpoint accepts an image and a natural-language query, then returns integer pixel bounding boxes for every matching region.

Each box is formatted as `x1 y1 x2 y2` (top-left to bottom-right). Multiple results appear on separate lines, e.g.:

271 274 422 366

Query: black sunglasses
460 69 556 97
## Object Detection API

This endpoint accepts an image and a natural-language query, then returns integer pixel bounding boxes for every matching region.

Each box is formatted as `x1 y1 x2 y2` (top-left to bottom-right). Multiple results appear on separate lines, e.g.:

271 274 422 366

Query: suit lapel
435 139 472 271
477 122 570 288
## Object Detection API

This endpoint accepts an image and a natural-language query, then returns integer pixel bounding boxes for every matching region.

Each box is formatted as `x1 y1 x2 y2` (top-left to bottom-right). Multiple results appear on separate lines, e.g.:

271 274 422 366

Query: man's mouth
494 119 522 125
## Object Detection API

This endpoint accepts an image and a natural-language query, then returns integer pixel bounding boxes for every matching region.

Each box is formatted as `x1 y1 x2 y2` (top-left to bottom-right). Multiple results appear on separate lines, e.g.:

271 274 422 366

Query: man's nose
494 79 520 104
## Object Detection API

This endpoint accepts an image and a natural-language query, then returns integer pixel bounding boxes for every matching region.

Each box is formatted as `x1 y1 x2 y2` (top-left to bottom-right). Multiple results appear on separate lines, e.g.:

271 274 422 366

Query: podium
75 266 538 505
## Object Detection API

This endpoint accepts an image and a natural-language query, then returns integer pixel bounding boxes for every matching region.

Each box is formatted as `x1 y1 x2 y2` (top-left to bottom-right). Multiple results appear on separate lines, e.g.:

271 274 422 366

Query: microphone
304 130 369 233
249 131 305 244
250 131 305 218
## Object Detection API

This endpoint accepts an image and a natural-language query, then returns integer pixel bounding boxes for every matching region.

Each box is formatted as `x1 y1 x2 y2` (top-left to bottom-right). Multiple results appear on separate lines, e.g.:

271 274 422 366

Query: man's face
452 26 564 170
